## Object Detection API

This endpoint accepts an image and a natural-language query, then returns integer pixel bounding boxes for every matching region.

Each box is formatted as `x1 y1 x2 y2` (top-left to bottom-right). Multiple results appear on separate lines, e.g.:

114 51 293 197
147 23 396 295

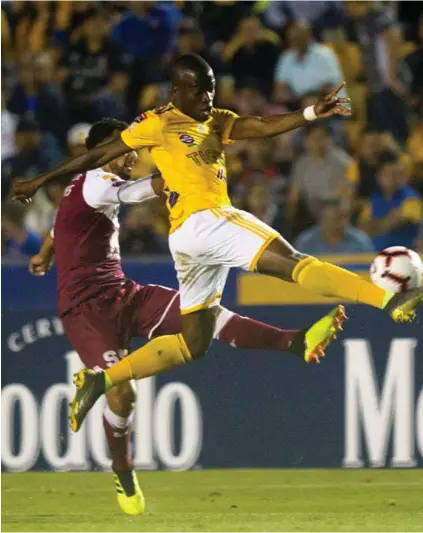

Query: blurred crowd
2 0 423 259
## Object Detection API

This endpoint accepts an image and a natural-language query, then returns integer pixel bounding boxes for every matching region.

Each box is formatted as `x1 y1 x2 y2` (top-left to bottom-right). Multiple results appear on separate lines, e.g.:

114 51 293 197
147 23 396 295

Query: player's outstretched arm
11 137 131 203
230 82 351 140
29 233 55 276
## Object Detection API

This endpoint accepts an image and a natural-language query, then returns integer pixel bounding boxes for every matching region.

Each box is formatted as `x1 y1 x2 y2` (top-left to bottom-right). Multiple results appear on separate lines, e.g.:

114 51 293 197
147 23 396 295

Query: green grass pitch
2 469 423 532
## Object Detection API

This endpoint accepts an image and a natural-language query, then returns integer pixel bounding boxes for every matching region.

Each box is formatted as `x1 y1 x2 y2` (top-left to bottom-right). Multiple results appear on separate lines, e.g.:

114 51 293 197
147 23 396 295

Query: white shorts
169 207 280 314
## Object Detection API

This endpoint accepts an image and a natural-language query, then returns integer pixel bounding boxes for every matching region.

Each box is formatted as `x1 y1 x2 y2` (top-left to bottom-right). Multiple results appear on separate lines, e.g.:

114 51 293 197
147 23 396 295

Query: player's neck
171 101 199 123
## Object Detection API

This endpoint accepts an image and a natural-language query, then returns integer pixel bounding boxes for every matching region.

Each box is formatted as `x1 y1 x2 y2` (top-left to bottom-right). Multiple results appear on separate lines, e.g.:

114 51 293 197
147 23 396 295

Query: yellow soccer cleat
69 369 106 432
114 470 145 516
383 287 423 323
289 305 347 363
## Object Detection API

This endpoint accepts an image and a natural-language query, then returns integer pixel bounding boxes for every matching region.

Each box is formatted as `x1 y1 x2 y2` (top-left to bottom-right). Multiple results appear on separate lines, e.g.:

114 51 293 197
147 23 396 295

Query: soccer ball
370 246 423 293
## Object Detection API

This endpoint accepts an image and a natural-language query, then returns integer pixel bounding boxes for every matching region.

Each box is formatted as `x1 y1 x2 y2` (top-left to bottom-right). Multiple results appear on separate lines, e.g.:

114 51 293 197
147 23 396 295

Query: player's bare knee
106 382 136 417
181 308 216 360
184 330 211 360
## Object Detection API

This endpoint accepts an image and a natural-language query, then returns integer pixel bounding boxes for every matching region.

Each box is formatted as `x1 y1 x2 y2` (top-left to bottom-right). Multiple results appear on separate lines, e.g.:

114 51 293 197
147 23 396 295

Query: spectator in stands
233 139 289 207
199 0 254 45
407 119 423 197
112 2 175 114
66 123 91 157
177 17 222 75
224 16 280 98
2 202 42 258
25 175 70 237
286 123 352 237
342 1 409 144
5 1 57 58
120 205 169 256
294 199 375 255
1 88 17 163
348 129 414 216
112 2 174 64
358 152 423 251
404 15 423 116
263 1 343 39
60 8 129 124
244 183 285 234
347 128 381 213
8 55 67 142
273 21 345 109
2 116 63 201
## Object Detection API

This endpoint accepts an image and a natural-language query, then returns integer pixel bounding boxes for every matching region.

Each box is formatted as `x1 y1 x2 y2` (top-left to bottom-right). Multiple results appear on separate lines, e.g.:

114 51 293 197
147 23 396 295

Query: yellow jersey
121 103 239 232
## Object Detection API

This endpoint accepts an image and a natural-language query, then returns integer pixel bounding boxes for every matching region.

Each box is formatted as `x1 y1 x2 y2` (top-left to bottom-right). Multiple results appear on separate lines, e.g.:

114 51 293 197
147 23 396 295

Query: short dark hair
85 118 129 149
171 53 211 83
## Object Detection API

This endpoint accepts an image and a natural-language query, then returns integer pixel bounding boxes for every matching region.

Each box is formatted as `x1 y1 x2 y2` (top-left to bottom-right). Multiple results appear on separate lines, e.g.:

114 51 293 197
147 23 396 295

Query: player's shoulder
127 104 176 133
211 107 238 119
85 168 122 185
140 104 176 121
83 168 123 206
210 108 239 129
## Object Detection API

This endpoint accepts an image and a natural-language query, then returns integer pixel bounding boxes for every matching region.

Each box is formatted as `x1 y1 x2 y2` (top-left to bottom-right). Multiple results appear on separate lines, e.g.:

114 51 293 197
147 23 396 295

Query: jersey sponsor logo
186 149 224 166
178 133 196 147
134 113 147 123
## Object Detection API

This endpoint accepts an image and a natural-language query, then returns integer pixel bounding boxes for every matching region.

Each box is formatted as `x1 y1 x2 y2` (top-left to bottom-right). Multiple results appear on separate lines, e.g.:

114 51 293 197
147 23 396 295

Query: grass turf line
2 469 423 532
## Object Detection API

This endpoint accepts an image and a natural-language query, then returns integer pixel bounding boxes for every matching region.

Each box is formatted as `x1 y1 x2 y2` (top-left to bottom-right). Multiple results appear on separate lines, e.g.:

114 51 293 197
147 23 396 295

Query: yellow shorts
168 206 280 314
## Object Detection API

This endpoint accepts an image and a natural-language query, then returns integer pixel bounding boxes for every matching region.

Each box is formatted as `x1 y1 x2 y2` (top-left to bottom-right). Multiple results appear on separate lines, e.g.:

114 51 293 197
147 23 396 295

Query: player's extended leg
103 383 145 516
62 296 145 515
256 238 423 323
69 307 215 432
138 284 344 361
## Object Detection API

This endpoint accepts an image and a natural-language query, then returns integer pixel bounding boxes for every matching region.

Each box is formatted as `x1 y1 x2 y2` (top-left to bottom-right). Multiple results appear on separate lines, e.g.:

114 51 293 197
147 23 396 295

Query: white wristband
303 105 318 121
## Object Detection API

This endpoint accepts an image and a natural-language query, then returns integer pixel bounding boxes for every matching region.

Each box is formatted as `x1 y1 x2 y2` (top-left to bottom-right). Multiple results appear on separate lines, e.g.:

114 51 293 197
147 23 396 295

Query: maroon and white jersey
54 169 127 315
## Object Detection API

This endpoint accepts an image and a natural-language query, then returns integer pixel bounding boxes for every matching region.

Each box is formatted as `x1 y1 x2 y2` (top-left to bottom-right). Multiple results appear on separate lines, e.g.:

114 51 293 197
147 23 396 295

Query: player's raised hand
10 177 44 204
29 253 53 276
314 82 351 119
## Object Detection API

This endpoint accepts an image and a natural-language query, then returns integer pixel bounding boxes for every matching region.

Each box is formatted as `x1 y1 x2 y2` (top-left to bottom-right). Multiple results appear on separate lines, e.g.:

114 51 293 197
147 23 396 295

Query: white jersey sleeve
82 168 158 209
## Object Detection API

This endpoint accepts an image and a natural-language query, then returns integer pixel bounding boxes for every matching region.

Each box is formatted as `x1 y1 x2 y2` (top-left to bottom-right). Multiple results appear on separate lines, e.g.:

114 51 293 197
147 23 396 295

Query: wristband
303 106 318 121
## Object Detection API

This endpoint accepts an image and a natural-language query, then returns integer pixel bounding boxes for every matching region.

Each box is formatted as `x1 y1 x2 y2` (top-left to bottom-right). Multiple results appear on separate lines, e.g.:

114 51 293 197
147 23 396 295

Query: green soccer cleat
289 305 347 364
114 471 146 516
69 369 105 432
383 287 423 323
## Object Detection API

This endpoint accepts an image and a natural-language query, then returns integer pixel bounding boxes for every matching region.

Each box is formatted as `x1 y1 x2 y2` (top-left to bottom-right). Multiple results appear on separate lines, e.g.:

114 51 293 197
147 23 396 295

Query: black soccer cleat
384 287 423 323
69 369 106 432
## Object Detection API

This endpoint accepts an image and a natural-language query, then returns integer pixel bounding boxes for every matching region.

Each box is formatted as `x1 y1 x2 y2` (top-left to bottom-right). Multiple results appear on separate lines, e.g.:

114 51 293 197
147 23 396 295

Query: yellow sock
292 257 392 309
105 334 192 389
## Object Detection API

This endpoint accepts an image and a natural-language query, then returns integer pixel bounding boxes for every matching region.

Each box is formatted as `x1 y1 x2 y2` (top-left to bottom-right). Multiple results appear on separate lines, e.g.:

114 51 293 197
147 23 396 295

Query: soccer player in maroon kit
29 118 345 515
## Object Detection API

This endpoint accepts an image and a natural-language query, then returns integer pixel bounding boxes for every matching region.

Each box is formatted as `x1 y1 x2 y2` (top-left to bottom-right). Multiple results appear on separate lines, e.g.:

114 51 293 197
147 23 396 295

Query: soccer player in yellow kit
12 54 423 439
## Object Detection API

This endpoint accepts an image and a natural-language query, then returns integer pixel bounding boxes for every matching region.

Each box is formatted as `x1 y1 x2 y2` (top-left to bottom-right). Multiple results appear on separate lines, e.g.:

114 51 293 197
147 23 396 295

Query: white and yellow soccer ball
370 246 423 293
